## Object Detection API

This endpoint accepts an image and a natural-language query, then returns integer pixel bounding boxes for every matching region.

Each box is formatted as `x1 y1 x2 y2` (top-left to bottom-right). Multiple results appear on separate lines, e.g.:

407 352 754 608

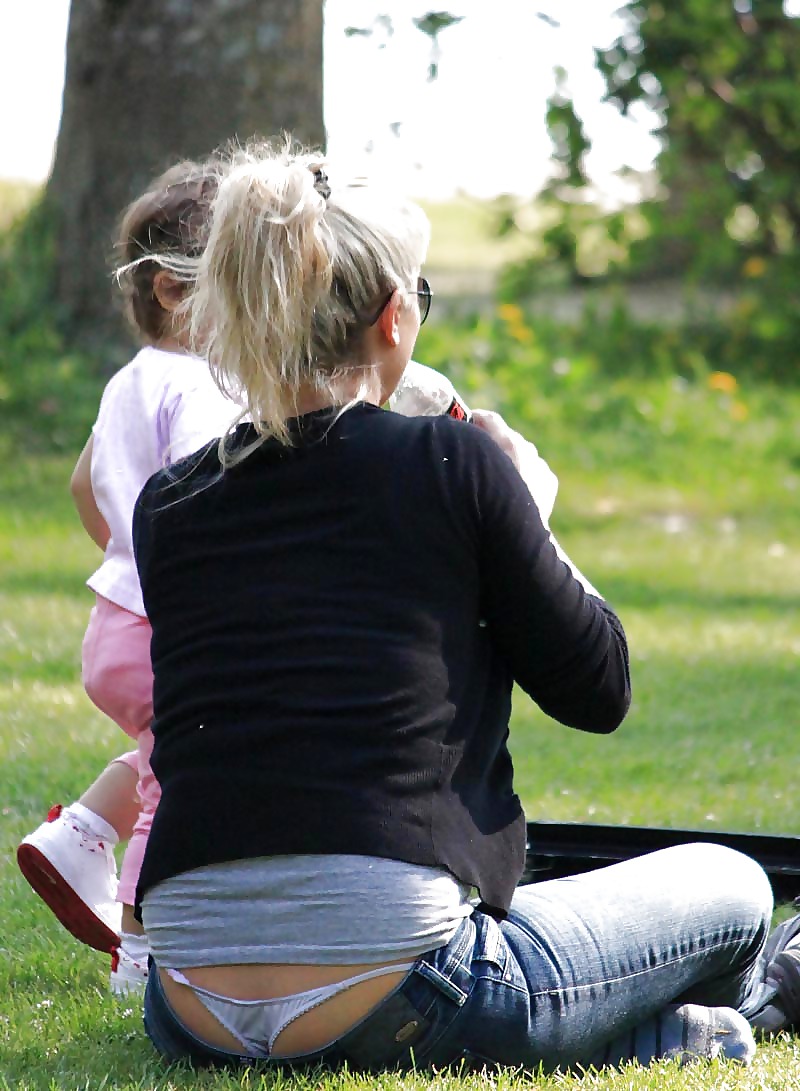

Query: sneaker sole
17 842 120 953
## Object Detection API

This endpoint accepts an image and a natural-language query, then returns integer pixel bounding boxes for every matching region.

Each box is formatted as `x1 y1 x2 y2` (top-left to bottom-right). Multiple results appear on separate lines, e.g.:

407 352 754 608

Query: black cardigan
133 404 630 917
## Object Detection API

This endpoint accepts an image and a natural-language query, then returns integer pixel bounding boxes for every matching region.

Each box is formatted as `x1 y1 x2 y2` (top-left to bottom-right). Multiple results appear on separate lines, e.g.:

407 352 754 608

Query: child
17 158 240 995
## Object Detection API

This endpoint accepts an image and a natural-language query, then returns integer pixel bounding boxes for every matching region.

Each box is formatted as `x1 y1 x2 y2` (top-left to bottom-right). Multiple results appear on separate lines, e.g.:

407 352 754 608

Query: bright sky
1 0 660 200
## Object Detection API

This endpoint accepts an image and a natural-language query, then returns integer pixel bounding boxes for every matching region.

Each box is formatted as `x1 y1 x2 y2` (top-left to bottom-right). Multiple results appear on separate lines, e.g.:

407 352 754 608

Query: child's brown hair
115 160 219 343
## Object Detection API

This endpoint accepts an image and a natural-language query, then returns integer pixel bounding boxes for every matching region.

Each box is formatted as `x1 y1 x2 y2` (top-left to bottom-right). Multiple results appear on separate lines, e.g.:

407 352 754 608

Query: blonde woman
131 142 779 1071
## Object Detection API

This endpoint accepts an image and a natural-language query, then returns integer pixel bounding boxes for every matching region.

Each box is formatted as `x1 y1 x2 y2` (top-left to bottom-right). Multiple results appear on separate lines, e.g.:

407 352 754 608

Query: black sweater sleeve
467 428 631 733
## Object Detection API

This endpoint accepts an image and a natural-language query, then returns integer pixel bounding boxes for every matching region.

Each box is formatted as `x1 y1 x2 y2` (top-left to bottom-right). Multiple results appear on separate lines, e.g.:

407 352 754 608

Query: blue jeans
143 843 774 1071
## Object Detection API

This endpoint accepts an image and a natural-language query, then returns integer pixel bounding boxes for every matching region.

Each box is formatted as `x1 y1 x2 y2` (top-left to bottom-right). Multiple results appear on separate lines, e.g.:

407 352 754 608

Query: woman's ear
376 290 402 347
152 270 185 314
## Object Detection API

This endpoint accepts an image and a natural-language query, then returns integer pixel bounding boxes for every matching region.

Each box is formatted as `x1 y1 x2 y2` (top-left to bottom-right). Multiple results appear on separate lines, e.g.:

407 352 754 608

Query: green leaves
494 1 800 378
411 11 464 39
0 191 102 452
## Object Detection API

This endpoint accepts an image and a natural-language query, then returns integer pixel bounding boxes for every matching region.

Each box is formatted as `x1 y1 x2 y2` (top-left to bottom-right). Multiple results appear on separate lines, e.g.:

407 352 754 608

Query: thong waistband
166 963 416 1056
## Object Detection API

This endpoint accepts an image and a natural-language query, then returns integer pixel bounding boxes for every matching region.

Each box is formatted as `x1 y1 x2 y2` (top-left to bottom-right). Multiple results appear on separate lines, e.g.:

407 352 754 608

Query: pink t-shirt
87 346 239 616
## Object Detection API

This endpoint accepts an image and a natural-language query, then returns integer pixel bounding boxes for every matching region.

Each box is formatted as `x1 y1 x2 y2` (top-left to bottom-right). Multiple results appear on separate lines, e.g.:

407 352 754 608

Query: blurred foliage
346 9 463 80
412 11 464 79
497 1 800 382
0 195 101 453
416 301 799 497
598 0 800 277
494 67 649 293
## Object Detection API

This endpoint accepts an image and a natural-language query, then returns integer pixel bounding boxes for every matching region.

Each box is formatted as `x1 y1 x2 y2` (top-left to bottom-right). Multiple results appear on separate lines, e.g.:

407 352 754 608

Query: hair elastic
312 167 331 201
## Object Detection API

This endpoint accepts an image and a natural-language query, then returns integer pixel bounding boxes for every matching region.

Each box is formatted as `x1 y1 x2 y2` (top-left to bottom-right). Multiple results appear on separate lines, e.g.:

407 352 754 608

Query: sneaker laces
109 947 146 972
60 807 116 865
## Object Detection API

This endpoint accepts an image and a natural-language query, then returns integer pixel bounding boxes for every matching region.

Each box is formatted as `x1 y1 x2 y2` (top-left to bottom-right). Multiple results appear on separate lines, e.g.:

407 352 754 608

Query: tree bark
47 0 324 356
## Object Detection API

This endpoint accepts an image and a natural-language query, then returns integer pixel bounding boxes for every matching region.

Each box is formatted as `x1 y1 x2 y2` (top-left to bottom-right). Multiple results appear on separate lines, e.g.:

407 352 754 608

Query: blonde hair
178 139 429 455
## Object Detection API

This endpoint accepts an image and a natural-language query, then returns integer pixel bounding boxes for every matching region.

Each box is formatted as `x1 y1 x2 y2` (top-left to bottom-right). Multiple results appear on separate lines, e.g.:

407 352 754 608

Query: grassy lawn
1 182 799 1087
511 506 800 833
2 367 800 1090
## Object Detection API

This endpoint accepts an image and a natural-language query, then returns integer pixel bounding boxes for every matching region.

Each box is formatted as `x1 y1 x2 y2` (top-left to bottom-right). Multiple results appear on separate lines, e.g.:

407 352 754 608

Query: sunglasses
415 276 433 324
365 276 433 327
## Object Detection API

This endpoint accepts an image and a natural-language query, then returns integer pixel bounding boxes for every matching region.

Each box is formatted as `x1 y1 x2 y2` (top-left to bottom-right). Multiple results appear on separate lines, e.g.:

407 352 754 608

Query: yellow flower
506 318 532 344
498 303 533 343
730 400 748 421
742 256 766 278
708 371 738 394
498 303 525 325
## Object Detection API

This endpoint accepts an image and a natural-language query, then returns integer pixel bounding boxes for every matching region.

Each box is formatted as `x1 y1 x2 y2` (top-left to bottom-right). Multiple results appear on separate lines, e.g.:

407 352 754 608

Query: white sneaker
17 803 122 952
110 937 149 996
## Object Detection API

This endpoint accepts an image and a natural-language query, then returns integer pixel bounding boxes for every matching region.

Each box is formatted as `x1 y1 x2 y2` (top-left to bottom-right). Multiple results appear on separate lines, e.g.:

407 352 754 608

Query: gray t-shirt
142 853 474 967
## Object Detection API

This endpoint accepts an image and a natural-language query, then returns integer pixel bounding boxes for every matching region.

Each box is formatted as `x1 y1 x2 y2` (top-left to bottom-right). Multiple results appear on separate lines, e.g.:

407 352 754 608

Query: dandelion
708 371 738 394
730 400 748 421
497 303 524 324
663 513 688 535
497 302 533 344
508 322 533 344
742 256 766 278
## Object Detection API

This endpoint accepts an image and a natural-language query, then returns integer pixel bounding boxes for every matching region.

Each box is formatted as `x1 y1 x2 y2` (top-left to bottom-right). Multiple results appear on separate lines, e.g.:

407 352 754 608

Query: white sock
599 1003 756 1066
64 802 119 845
119 931 150 962
670 1004 756 1065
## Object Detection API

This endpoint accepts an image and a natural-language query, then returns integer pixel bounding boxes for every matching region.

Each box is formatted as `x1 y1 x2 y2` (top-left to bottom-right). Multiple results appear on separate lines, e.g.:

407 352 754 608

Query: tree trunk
47 0 324 357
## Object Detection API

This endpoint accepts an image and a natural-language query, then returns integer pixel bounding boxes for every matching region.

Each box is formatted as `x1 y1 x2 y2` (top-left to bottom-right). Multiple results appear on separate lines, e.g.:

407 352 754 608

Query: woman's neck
292 372 384 416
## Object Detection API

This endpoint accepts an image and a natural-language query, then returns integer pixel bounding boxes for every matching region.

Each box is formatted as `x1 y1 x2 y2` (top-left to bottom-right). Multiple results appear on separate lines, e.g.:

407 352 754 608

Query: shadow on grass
602 576 800 616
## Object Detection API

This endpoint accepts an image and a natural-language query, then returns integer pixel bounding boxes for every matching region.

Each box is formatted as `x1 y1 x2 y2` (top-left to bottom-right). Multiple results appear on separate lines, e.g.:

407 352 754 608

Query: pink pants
82 595 159 907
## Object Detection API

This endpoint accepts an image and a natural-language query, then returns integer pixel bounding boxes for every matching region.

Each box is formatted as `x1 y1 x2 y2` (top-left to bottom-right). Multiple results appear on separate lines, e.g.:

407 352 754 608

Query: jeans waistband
337 912 477 1069
144 914 478 1071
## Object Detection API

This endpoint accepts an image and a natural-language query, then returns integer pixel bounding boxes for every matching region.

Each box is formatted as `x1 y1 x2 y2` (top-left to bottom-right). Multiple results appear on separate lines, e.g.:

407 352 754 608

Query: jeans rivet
395 1019 419 1043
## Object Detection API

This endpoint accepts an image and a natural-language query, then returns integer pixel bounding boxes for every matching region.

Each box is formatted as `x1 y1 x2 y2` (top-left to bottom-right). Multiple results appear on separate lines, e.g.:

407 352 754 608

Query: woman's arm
471 409 559 531
469 420 630 734
70 435 111 550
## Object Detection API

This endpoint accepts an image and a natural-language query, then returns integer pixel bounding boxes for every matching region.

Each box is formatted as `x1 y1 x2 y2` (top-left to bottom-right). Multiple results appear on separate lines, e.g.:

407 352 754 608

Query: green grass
510 516 800 831
0 177 39 230
2 370 800 1087
420 196 533 297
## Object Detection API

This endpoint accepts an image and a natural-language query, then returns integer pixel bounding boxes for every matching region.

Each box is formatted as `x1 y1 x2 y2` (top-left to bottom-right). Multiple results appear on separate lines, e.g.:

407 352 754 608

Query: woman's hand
471 410 522 470
472 410 559 529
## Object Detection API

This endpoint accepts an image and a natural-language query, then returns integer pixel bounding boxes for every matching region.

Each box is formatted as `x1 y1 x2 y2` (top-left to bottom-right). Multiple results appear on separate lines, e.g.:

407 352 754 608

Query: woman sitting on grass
131 139 790 1071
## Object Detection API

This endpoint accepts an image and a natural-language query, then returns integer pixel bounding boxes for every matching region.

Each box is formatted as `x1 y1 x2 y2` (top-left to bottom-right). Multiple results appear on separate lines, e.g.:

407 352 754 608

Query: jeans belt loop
414 960 470 1006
